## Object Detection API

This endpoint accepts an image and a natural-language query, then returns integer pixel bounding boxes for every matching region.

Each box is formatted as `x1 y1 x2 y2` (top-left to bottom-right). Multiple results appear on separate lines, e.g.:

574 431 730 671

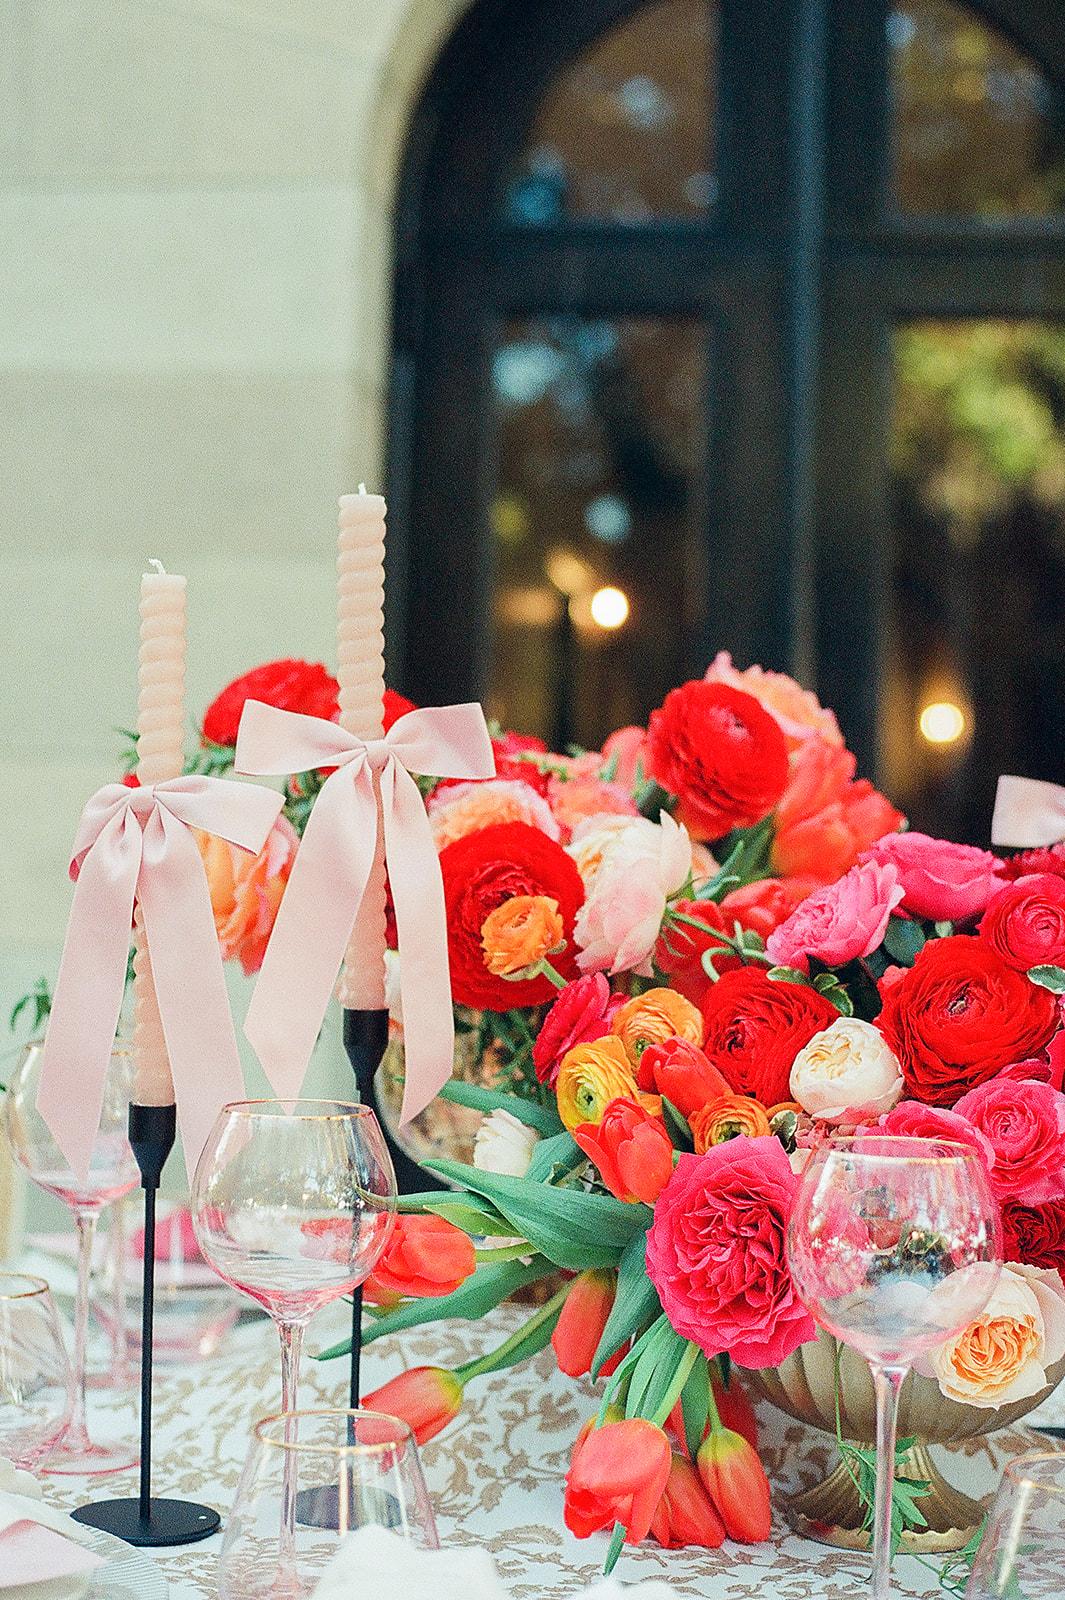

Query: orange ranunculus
649 1452 727 1549
636 1037 732 1119
771 736 904 886
359 1366 464 1445
564 1418 673 1545
480 893 564 977
556 1037 639 1133
194 816 299 976
690 1093 772 1153
696 1426 772 1543
610 988 704 1070
551 1269 617 1377
573 1097 676 1205
362 1214 476 1306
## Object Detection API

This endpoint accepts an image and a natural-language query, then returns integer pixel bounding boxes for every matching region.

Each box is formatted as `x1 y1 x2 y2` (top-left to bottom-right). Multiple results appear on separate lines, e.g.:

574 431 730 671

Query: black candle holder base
72 1496 220 1547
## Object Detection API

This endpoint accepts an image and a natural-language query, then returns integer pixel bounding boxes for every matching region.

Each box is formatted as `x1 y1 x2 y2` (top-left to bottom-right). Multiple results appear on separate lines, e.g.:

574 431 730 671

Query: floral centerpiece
154 653 1065 1567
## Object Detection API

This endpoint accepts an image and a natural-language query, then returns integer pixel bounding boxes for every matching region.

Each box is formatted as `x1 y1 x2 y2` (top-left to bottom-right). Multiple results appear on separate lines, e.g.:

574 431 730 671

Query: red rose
860 832 1004 922
698 966 841 1105
953 1078 1065 1204
646 682 790 841
1001 1197 1065 1272
439 821 585 1010
645 1140 816 1367
877 935 1060 1107
532 973 623 1087
979 874 1065 971
202 659 340 747
717 877 820 941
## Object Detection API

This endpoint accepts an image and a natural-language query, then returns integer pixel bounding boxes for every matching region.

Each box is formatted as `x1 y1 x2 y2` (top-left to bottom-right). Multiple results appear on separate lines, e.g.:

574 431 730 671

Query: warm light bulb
919 701 966 744
589 586 629 628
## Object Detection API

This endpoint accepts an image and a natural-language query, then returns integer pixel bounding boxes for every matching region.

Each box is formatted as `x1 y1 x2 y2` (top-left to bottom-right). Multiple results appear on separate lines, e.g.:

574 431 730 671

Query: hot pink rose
860 832 1005 922
953 1079 1065 1204
765 859 904 974
979 874 1065 972
645 1140 816 1367
532 973 624 1088
877 1100 997 1171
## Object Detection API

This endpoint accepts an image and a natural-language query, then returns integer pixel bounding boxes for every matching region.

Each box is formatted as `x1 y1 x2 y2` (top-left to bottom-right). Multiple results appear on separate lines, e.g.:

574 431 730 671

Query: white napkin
0 1458 105 1594
309 1526 686 1599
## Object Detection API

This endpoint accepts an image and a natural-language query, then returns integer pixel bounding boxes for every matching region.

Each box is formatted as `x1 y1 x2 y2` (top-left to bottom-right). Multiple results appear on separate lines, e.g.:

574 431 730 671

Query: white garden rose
473 1107 539 1178
789 1016 904 1123
917 1263 1065 1407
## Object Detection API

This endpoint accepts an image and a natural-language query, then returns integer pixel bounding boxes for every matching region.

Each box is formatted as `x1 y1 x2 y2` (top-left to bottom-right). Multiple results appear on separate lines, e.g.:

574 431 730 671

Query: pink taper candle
334 489 388 1009
132 562 186 1104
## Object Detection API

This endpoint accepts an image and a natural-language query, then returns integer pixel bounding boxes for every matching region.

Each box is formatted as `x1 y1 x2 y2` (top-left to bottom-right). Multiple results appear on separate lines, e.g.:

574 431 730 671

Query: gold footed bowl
745 1331 1065 1553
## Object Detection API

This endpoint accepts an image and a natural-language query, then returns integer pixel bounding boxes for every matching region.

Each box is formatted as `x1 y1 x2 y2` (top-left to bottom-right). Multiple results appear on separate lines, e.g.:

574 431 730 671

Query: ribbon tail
382 764 457 1126
244 767 377 1099
991 775 1065 848
35 815 140 1186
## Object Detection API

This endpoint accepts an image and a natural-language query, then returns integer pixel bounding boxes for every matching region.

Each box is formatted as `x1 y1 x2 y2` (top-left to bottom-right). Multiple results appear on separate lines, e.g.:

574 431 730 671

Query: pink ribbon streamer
36 776 285 1184
235 699 495 1125
991 775 1065 849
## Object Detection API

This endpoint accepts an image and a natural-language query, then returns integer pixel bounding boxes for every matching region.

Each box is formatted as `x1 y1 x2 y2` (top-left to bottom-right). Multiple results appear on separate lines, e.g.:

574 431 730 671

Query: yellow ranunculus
556 1037 639 1133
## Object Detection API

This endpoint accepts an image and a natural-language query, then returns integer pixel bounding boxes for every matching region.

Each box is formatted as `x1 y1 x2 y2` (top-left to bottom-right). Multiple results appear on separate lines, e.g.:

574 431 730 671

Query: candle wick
148 558 167 576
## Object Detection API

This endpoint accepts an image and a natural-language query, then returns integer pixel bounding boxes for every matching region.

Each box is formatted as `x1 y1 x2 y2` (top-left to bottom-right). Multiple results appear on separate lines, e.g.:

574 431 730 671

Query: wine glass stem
66 1205 101 1451
277 1318 307 1588
870 1360 909 1600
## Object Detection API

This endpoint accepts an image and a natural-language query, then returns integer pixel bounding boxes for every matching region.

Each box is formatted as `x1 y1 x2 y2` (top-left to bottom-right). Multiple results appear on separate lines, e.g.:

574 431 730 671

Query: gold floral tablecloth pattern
44 1299 1065 1599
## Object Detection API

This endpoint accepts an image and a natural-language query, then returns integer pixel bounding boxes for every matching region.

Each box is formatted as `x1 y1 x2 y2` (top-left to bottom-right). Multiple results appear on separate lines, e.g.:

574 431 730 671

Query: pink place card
0 1521 105 1589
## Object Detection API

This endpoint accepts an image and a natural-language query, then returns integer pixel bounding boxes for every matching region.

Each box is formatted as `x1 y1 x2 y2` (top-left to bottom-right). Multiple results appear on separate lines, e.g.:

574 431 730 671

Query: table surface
30 1284 1065 1600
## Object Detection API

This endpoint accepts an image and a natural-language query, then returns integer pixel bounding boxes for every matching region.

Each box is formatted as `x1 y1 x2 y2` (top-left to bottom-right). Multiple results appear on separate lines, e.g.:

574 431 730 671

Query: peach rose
556 1037 640 1133
772 737 904 886
918 1263 1065 1407
610 987 705 1069
546 775 640 841
194 815 299 975
703 650 844 749
789 1017 904 1123
428 777 561 850
480 893 564 977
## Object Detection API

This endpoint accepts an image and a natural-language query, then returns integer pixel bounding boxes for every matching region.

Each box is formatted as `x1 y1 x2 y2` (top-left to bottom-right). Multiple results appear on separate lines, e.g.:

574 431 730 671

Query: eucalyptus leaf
883 915 926 967
1028 964 1065 994
767 966 809 986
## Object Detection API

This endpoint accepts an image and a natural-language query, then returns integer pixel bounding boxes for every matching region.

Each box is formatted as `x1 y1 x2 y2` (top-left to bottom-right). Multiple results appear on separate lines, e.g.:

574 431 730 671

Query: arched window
388 0 1065 843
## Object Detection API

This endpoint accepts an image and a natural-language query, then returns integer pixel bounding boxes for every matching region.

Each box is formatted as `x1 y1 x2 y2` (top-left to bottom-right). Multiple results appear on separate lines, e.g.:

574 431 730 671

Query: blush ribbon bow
36 775 286 1185
235 699 495 1125
991 775 1065 849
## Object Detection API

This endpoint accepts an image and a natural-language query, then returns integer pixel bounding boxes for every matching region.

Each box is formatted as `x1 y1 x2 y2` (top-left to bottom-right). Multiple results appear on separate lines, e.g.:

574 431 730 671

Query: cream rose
473 1107 539 1178
918 1263 1065 1407
789 1016 904 1123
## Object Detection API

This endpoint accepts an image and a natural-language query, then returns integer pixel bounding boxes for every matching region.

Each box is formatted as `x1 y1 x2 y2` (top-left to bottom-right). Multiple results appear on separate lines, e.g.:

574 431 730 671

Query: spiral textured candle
334 491 388 1010
132 565 186 1104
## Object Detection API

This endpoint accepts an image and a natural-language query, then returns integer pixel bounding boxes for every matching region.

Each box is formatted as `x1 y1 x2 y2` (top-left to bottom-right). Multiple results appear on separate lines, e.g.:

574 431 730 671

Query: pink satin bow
235 699 496 1125
36 776 285 1185
991 775 1065 849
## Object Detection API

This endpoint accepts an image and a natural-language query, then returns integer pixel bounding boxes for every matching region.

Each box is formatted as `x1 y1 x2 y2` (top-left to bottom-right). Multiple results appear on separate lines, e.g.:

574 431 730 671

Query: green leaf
424 1159 650 1271
591 1231 660 1380
422 1201 515 1236
525 1129 586 1183
680 1351 710 1460
660 1096 694 1152
767 965 809 986
437 1079 564 1136
812 973 855 1016
883 915 926 967
1028 964 1065 994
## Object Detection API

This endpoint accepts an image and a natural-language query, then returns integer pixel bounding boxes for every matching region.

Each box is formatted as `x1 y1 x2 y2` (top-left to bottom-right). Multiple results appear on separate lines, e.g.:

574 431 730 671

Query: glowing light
919 701 966 744
589 586 629 629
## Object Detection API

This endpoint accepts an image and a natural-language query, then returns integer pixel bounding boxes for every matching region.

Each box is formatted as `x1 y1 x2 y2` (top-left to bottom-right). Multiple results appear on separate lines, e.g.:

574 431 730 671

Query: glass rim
808 1133 982 1161
253 1407 416 1454
218 1099 376 1122
1003 1449 1065 1493
0 1272 53 1300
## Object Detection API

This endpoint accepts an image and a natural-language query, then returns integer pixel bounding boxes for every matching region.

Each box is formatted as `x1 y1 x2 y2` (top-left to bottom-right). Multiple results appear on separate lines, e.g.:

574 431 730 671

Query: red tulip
564 1418 672 1545
649 1453 727 1549
359 1365 463 1445
551 1269 617 1378
573 1098 675 1205
696 1426 772 1543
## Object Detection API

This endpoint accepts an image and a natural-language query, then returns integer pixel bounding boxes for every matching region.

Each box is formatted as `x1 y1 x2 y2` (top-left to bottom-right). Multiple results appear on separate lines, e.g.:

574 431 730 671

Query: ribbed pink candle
334 490 388 1010
132 563 186 1104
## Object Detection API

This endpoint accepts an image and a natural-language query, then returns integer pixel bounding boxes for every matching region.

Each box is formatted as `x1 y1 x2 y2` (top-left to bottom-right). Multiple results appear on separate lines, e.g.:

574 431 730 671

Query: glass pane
888 0 1065 218
489 317 707 750
504 0 715 225
886 320 1065 845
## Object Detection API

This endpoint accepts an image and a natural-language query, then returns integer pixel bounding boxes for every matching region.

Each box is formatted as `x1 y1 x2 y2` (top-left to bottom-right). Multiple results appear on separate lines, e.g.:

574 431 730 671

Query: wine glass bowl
966 1448 1065 1598
0 1273 75 1468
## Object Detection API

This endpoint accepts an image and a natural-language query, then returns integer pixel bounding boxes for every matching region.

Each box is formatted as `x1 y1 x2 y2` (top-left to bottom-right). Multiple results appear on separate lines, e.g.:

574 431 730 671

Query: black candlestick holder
72 1103 221 1547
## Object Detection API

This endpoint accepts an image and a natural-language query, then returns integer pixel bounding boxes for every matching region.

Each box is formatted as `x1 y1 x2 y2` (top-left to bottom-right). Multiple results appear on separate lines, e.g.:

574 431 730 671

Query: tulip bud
696 1426 772 1543
711 1372 759 1452
650 1452 727 1549
551 1269 616 1377
359 1365 464 1445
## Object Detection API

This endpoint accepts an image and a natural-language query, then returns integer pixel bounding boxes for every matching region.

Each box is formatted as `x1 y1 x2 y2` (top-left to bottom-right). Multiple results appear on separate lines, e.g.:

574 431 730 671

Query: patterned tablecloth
39 1295 1065 1600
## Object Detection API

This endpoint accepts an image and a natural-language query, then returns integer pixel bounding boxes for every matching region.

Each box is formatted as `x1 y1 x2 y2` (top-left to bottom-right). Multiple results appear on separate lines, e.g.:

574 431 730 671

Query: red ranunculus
573 1097 676 1205
1001 1197 1065 1272
860 832 1005 923
382 686 416 729
717 877 820 940
564 1418 672 1545
999 844 1065 883
979 874 1065 971
645 1140 816 1368
202 659 340 746
698 966 841 1106
438 821 585 1010
532 973 624 1087
362 1214 476 1306
953 1078 1065 1204
645 681 790 842
877 935 1061 1107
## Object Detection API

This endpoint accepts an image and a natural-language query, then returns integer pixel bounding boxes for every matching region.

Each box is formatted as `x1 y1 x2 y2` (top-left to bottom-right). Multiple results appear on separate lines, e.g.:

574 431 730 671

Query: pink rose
953 1079 1065 1204
765 860 904 974
860 832 1005 922
877 1100 997 1172
600 725 649 790
532 973 624 1088
645 1139 816 1368
574 813 691 976
979 874 1065 971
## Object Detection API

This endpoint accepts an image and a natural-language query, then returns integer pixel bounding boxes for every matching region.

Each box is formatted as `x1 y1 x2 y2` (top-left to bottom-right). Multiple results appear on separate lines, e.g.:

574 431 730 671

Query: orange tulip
362 1214 476 1306
573 1097 675 1206
689 1093 772 1153
564 1418 672 1545
359 1365 463 1445
711 1373 759 1453
551 1269 617 1377
696 1426 772 1543
649 1452 727 1549
637 1037 732 1118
